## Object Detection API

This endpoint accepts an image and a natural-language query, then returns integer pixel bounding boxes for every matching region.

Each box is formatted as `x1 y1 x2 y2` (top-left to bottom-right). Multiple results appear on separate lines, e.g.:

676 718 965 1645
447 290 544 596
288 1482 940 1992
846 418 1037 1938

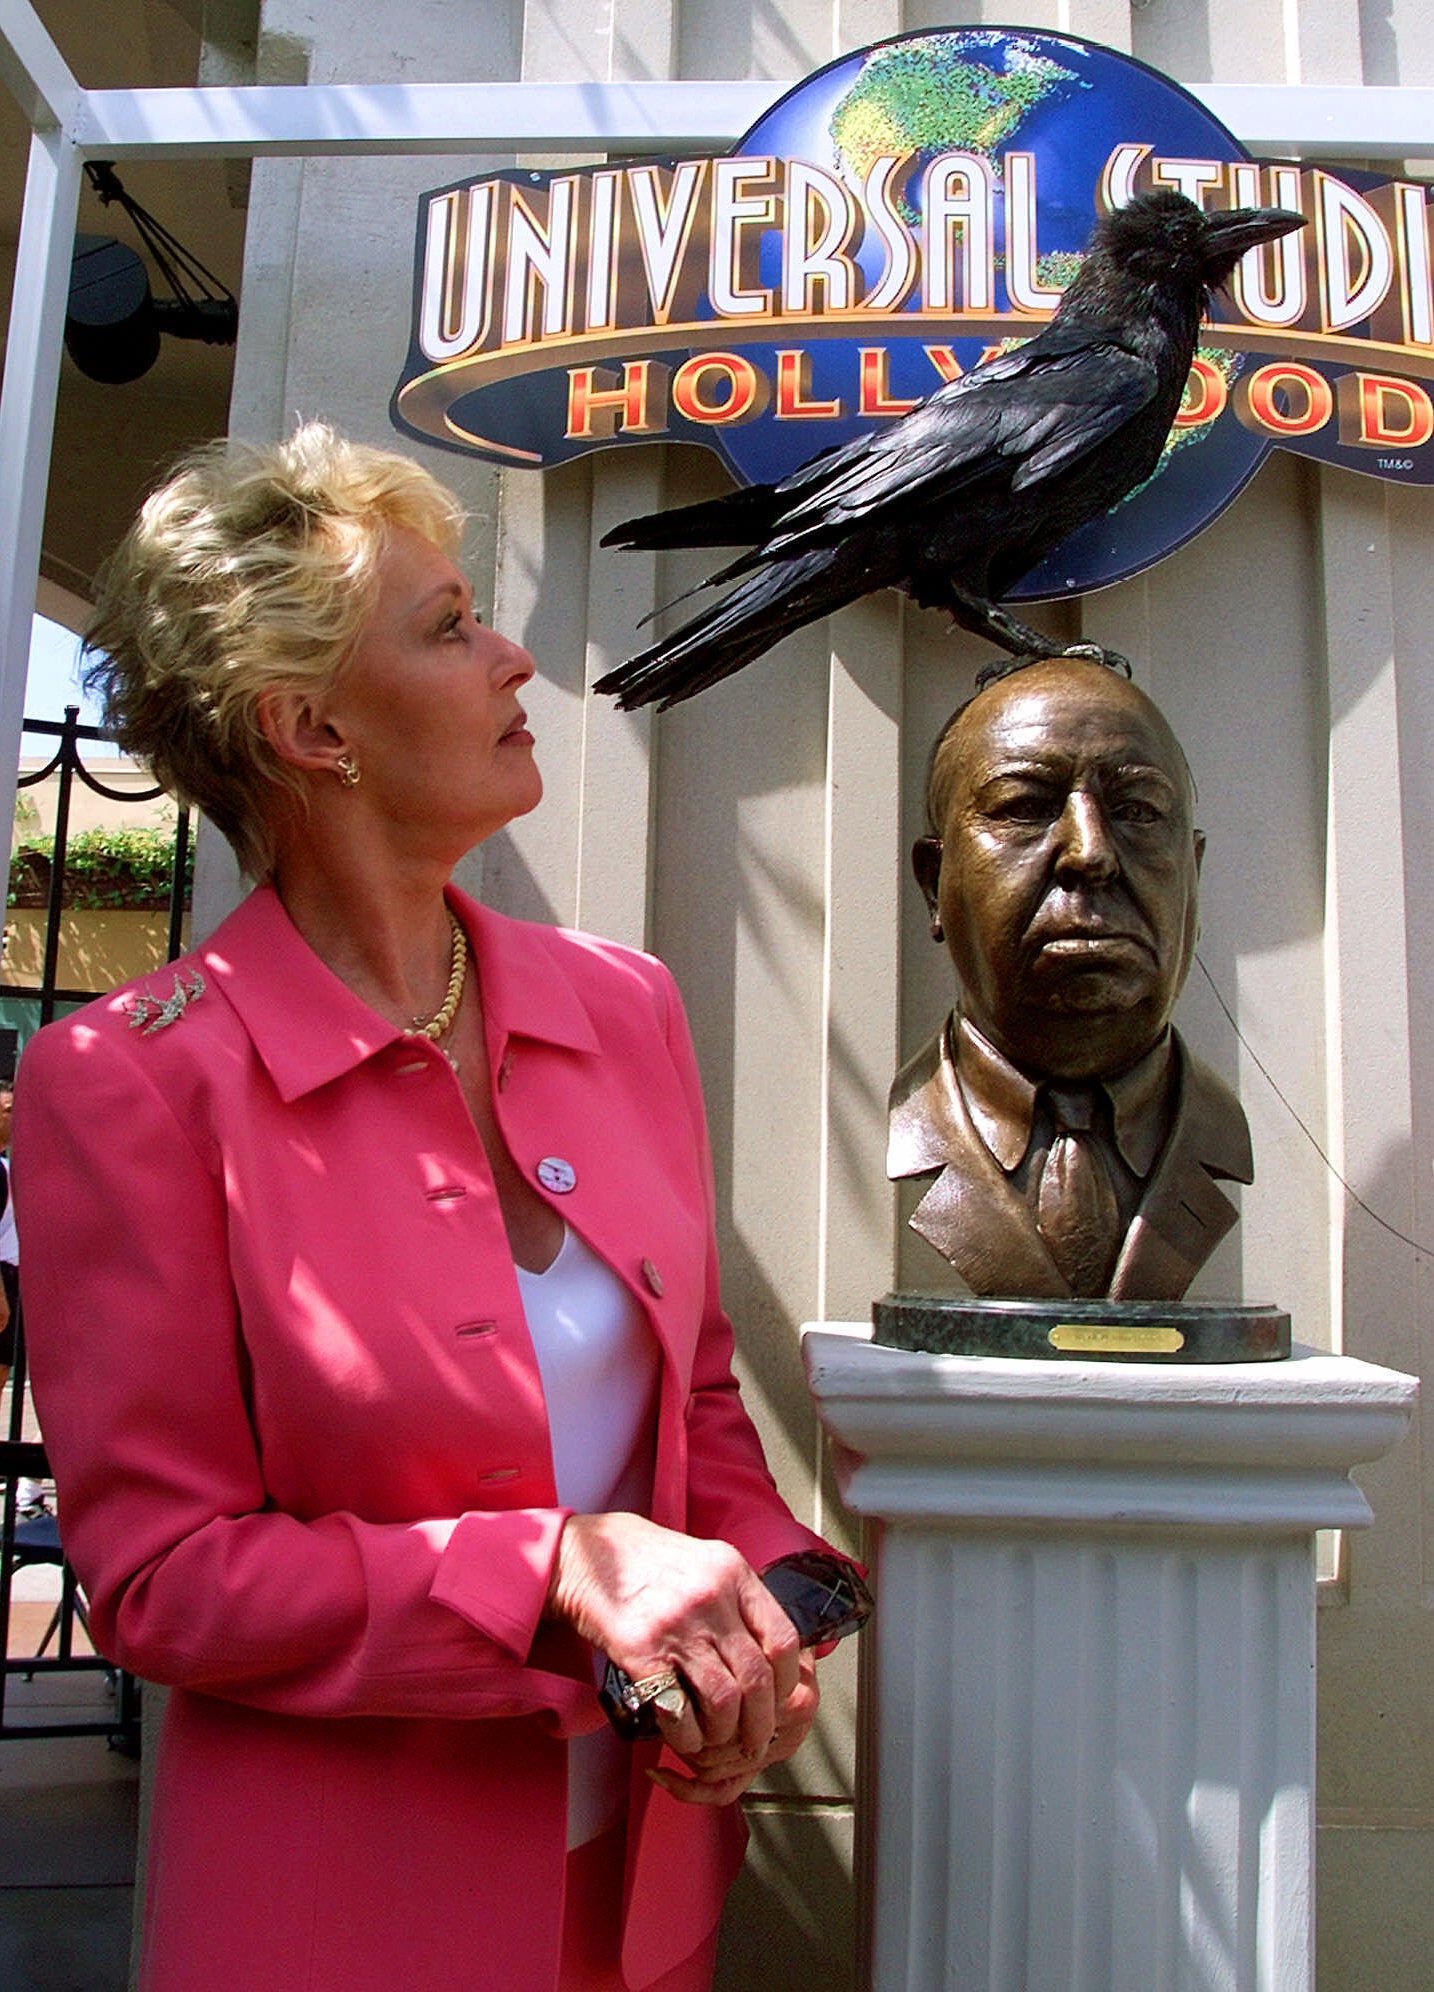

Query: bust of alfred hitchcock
888 656 1253 1301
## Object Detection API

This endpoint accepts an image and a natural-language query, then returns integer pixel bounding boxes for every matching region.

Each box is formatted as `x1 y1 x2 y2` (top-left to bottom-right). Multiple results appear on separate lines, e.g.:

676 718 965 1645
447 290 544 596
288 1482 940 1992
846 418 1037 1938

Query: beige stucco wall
200 1 1434 1983
3 907 189 991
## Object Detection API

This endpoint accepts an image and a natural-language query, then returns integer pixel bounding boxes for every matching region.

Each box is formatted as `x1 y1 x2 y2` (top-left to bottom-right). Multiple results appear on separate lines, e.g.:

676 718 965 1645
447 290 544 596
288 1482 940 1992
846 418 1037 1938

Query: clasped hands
548 1510 819 1807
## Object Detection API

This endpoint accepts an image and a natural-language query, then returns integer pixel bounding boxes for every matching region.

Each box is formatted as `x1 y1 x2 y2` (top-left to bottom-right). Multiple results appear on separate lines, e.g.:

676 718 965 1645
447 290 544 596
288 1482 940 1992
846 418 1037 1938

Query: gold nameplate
1048 1323 1186 1355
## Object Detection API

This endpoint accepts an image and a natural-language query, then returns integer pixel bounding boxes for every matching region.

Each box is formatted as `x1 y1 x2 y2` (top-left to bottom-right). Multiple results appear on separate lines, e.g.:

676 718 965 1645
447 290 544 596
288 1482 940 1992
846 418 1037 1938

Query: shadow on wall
716 1803 857 1990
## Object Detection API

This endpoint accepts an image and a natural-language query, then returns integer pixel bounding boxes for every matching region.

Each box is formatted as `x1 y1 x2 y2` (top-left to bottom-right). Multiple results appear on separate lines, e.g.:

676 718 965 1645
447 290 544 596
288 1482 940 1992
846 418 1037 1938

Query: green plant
12 791 40 849
8 825 194 910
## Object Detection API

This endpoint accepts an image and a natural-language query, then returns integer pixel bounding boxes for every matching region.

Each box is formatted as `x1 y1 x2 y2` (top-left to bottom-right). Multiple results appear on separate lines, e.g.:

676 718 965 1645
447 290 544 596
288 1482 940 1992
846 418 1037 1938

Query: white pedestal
803 1329 1417 1992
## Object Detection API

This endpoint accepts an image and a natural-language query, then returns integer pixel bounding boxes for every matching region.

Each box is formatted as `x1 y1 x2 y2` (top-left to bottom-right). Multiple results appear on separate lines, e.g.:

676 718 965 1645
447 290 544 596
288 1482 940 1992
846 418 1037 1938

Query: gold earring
336 754 361 788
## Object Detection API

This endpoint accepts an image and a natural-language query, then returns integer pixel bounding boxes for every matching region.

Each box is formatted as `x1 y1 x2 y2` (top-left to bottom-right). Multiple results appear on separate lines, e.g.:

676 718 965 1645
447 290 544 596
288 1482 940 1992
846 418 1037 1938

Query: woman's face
320 525 542 856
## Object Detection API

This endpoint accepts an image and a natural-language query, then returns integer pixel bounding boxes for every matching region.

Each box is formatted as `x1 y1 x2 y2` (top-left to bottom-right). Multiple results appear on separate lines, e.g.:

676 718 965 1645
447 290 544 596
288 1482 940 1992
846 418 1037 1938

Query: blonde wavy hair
83 423 466 879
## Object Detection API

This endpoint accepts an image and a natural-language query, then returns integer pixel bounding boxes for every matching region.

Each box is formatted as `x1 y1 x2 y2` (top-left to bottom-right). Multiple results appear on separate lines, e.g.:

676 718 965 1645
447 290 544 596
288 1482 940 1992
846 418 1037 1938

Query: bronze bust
889 657 1252 1301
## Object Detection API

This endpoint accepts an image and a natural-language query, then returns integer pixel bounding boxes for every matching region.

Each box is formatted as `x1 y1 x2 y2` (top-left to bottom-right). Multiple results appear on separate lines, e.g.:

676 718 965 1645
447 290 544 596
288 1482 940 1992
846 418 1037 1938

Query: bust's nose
1052 789 1119 884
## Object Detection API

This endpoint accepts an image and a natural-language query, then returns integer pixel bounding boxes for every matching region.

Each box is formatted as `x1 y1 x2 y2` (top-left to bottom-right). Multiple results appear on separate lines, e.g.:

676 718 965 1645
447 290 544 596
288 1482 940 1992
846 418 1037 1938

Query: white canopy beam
1205 83 1434 161
56 78 1434 163
71 79 778 158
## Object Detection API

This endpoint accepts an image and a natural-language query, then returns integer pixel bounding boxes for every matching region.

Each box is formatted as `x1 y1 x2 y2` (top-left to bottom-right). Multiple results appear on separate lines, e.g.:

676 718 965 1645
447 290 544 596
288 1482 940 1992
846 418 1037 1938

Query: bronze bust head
889 657 1252 1300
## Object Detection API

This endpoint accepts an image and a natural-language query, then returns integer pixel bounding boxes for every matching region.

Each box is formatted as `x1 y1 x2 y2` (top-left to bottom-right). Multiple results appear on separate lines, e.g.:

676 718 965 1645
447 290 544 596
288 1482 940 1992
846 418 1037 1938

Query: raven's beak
1201 205 1306 270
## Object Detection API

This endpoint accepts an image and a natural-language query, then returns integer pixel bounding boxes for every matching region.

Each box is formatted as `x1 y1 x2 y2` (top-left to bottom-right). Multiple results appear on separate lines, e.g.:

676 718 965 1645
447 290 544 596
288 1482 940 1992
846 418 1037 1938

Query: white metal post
0 122 84 893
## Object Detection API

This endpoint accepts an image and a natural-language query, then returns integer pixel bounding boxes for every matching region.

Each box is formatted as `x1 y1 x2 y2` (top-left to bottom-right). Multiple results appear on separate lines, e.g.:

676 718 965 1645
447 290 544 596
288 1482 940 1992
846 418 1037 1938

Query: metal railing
0 703 191 1747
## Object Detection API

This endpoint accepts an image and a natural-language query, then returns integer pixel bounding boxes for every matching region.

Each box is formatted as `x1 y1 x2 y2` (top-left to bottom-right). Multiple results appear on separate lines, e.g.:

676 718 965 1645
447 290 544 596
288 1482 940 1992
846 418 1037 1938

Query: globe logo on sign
715 30 1259 600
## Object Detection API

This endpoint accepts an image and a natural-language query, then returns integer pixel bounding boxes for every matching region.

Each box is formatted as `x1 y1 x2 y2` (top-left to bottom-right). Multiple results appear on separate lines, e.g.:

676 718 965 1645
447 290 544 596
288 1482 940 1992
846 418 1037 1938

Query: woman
14 426 845 1992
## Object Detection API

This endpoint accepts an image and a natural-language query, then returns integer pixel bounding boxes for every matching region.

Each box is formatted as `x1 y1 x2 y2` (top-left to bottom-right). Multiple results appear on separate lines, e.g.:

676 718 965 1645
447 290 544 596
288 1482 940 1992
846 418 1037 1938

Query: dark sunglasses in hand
599 1550 874 1740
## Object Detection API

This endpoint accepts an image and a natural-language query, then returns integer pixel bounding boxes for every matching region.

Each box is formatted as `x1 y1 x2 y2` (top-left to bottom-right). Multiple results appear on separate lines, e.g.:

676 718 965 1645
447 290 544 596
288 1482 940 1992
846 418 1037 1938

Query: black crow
594 190 1305 710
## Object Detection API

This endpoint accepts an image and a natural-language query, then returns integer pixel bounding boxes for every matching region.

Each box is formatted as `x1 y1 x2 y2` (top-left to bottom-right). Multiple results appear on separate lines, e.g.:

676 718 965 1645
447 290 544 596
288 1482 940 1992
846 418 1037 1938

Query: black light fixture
65 162 238 385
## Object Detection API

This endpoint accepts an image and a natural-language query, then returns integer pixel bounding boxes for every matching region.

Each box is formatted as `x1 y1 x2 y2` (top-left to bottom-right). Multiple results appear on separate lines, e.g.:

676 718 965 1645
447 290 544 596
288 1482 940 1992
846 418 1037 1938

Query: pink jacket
15 885 826 1992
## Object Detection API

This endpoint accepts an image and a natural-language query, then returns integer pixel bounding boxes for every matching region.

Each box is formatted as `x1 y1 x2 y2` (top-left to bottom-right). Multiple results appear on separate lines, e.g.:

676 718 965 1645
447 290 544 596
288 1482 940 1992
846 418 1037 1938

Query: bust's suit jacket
15 884 826 1992
887 1016 1253 1299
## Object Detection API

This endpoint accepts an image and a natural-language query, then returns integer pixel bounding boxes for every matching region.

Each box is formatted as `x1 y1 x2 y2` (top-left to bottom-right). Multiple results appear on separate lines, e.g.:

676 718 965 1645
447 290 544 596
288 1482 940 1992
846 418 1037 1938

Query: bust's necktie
1036 1085 1121 1295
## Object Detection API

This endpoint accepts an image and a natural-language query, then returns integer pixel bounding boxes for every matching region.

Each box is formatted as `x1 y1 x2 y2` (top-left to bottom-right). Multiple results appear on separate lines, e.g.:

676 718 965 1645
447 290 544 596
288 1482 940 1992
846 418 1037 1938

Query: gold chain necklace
408 913 467 1045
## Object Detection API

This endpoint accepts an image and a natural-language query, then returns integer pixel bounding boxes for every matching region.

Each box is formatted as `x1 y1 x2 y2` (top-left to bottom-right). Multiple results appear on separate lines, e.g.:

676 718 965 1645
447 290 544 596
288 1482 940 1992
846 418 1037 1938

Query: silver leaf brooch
126 967 206 1035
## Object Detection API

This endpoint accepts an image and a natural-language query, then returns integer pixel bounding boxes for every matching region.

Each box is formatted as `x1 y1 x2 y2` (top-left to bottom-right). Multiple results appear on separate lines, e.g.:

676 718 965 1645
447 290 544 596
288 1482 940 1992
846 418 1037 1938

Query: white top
516 1225 660 1847
0 1158 16 1265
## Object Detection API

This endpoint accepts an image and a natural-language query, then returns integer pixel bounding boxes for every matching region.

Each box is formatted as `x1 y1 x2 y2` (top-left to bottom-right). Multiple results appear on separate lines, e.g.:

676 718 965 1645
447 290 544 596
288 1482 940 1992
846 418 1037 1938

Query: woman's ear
257 689 349 778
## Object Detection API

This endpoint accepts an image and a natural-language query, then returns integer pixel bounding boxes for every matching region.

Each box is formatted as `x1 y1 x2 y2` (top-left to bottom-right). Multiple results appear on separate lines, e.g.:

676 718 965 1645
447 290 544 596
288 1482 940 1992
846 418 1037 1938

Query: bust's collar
1104 1031 1176 1177
953 1015 1035 1171
955 1013 1174 1180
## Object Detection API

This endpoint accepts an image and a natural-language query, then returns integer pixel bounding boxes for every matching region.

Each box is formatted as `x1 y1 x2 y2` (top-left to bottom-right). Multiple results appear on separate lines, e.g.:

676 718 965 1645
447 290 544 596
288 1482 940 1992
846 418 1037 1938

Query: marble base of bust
873 1290 1291 1362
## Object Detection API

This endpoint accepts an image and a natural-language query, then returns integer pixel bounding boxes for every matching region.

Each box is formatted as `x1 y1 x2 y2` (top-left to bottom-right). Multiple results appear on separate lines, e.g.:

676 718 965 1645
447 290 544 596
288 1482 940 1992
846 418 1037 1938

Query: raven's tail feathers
593 549 856 710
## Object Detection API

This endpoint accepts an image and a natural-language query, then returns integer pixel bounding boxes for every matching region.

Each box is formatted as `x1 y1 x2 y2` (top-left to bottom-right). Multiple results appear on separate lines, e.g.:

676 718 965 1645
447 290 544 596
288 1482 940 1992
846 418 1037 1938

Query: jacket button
536 1156 577 1194
641 1257 664 1297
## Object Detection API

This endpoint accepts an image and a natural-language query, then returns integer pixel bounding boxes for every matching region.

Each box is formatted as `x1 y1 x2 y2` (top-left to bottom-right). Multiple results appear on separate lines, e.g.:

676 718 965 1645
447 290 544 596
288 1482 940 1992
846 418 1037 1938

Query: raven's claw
1059 641 1133 678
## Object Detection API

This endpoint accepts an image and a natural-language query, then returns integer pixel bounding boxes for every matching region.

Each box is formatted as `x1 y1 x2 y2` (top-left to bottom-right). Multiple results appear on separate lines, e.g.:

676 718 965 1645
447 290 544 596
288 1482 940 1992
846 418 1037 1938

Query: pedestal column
803 1330 1417 1992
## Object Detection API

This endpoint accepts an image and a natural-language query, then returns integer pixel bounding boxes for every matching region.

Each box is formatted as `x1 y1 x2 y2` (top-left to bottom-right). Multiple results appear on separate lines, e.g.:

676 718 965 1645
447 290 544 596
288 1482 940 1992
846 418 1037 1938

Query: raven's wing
754 328 1158 557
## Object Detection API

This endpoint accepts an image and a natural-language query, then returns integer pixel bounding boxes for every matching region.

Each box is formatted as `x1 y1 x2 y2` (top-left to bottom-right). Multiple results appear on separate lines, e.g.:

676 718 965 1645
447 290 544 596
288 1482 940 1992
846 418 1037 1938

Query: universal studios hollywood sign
390 28 1434 597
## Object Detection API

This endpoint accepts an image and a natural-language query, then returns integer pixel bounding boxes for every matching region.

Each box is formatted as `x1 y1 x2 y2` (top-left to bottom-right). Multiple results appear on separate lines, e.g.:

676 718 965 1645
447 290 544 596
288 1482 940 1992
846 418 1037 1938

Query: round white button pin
536 1156 577 1195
